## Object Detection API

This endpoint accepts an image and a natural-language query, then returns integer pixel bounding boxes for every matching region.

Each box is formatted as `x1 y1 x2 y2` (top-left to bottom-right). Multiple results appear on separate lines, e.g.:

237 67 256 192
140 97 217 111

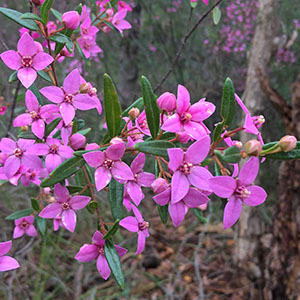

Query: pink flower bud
43 187 51 195
279 135 297 152
70 133 86 150
199 203 207 211
106 8 114 17
128 108 140 120
157 92 177 112
86 143 100 150
110 137 124 145
62 11 80 30
244 140 262 156
151 178 169 194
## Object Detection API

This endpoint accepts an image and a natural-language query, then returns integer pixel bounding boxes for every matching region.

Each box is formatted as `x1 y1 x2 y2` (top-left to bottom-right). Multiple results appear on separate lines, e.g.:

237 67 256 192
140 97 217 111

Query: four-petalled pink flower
13 216 38 238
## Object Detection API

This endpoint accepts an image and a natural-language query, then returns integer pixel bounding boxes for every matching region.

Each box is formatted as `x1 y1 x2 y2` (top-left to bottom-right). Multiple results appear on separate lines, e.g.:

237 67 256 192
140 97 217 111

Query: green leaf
134 140 175 158
0 7 39 31
36 216 47 236
109 178 123 221
263 141 300 160
103 74 122 138
6 209 34 220
212 7 221 25
74 147 107 157
8 71 18 83
215 146 241 163
29 83 43 105
157 205 168 224
141 76 160 139
22 12 44 23
190 2 198 8
50 8 62 21
193 208 208 223
122 97 144 117
78 128 91 136
54 29 73 56
40 156 85 187
50 33 73 52
110 0 118 6
75 3 83 14
66 186 84 194
17 131 36 139
221 78 235 127
213 122 224 142
104 239 125 288
41 0 53 24
87 201 98 214
44 117 62 138
37 70 53 83
31 198 40 211
103 219 120 240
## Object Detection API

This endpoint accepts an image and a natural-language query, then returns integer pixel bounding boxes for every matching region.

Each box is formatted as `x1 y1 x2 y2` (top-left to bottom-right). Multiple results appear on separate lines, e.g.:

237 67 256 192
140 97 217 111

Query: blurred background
0 0 299 299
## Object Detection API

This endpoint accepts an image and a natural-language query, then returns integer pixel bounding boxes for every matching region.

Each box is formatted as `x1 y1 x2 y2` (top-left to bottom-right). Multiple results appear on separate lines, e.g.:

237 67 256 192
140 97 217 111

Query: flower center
103 159 114 169
84 41 90 50
82 28 88 35
180 112 192 123
138 221 149 231
61 202 70 210
98 246 105 255
134 173 139 181
14 148 23 157
20 220 29 229
179 162 193 174
252 115 265 129
29 171 36 179
139 119 148 130
30 111 39 120
64 94 74 103
235 186 251 199
21 56 33 68
49 144 59 154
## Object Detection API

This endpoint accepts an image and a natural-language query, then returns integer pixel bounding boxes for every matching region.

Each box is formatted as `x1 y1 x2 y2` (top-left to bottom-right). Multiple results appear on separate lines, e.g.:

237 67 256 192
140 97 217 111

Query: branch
154 0 224 93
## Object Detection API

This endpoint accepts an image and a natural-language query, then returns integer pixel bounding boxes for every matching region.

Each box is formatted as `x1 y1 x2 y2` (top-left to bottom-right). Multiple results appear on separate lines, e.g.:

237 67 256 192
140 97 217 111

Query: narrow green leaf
141 76 160 139
193 208 208 223
87 201 98 214
29 84 43 105
50 33 73 52
103 74 122 138
41 0 54 24
66 186 84 194
36 216 47 236
213 7 221 25
37 70 53 83
134 140 175 158
0 7 39 31
31 198 40 211
40 156 85 187
75 3 83 14
22 12 43 23
221 78 235 127
78 128 91 136
104 239 125 288
44 117 62 138
157 205 168 224
215 146 241 163
263 141 300 160
50 8 62 21
213 122 224 142
6 209 34 220
54 29 73 56
18 131 36 139
8 71 18 83
103 219 120 240
109 178 123 221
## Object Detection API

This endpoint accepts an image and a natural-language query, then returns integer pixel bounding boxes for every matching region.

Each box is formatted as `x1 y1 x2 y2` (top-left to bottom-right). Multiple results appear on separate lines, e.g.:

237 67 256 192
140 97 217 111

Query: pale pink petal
13 113 32 127
189 101 215 121
59 102 75 125
0 138 16 154
32 52 54 71
13 227 25 239
171 171 189 203
137 172 155 187
24 215 34 224
83 151 104 168
75 244 98 262
62 209 76 232
40 86 64 104
18 139 35 150
31 119 45 139
223 197 242 229
0 50 21 70
92 231 105 246
73 94 97 110
235 93 250 114
169 201 186 227
26 144 49 155
168 148 184 172
161 113 182 133
0 256 20 271
243 186 267 206
39 202 62 218
58 145 74 159
70 195 90 210
0 241 12 256
176 84 190 115
95 167 112 191
4 156 20 178
112 161 134 182
115 245 128 257
238 157 259 186
21 154 43 170
17 32 36 56
153 187 171 206
54 183 70 202
244 114 259 135
17 67 37 88
183 188 209 207
184 121 207 140
25 225 38 237
132 206 144 223
130 153 145 174
106 143 125 161
209 176 236 198
185 135 210 164
45 153 62 172
136 231 146 255
63 69 80 94
127 181 144 206
187 166 212 192
119 216 139 232
96 255 111 280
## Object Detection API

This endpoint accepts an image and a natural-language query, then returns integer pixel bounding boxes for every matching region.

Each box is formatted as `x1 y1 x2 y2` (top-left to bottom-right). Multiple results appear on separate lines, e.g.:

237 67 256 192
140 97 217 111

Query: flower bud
62 11 80 30
151 178 169 194
86 143 100 150
157 92 177 112
43 187 51 195
199 203 207 211
79 83 90 94
128 108 140 120
31 0 44 6
244 140 262 156
110 137 123 145
106 8 114 18
21 126 29 132
279 135 297 152
70 133 86 150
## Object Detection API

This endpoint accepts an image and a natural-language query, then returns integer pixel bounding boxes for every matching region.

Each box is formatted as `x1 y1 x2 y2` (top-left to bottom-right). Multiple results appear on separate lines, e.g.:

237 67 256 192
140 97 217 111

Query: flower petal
40 86 64 104
119 216 139 232
184 121 207 140
59 102 75 125
0 138 16 154
62 209 77 232
189 100 215 121
130 153 145 174
0 256 20 272
63 69 80 94
31 119 45 139
0 50 21 70
153 187 171 206
95 166 111 191
137 172 155 187
136 231 146 255
13 226 25 239
22 154 43 170
83 151 104 168
171 171 189 203
185 135 210 164
127 181 144 206
0 241 12 256
17 32 36 56
209 176 236 198
169 201 186 227
54 183 70 202
75 244 99 262
243 185 267 206
73 94 97 110
238 157 259 186
106 143 125 161
161 113 182 133
188 166 212 192
17 67 37 88
92 231 105 246
111 161 134 182
58 145 74 159
69 195 90 210
96 254 111 280
32 52 54 71
167 148 184 172
223 197 242 229
45 153 62 172
25 225 38 237
176 84 190 115
39 202 62 218
115 245 128 258
4 156 20 178
183 188 210 207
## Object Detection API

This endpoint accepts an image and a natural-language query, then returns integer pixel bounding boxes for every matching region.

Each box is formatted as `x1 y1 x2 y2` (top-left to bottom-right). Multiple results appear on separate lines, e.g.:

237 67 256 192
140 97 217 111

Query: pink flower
112 9 132 34
118 1 133 11
0 138 43 178
62 11 80 30
75 231 127 280
0 105 7 115
119 206 149 254
19 27 40 39
0 241 20 272
69 133 86 150
80 16 99 37
13 216 38 238
157 92 177 112
77 36 102 59
136 111 150 136
167 135 212 203
39 183 91 232
83 142 134 191
0 32 53 88
40 69 97 125
162 85 215 140
13 90 59 139
209 157 267 229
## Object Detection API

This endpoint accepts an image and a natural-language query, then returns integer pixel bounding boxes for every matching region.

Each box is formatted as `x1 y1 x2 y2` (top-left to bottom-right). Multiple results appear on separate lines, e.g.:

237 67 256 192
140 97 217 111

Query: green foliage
21 13 43 23
41 0 54 24
157 205 169 224
109 178 123 221
193 208 208 223
215 146 241 163
6 209 34 220
263 141 300 160
36 216 47 236
213 7 221 25
134 140 175 158
44 117 62 138
50 33 73 52
103 219 120 239
31 198 40 212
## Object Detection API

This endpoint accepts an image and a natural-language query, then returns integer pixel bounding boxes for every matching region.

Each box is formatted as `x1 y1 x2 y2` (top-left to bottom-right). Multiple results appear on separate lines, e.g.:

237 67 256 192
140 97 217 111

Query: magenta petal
115 245 128 258
188 166 212 192
83 151 104 168
0 138 16 154
13 113 32 127
63 69 80 94
75 244 98 262
25 225 38 237
243 186 267 206
0 256 20 272
185 135 210 164
132 206 144 223
189 101 216 121
238 157 259 186
209 176 236 198
54 183 70 202
18 139 35 150
13 227 25 239
106 143 125 160
92 231 105 246
0 50 21 70
45 153 62 172
168 148 184 172
111 161 134 182
137 172 155 187
0 241 12 256
176 84 190 115
153 188 171 206
119 216 139 232
95 166 112 191
183 188 210 207
39 202 62 218
97 255 111 280
17 32 36 56
70 195 90 210
161 113 182 133
40 86 64 103
171 171 189 203
184 121 207 140
58 145 73 159
223 197 242 229
62 209 76 232
127 181 144 206
130 153 145 174
32 119 45 139
73 94 97 110
32 52 54 71
17 68 37 88
26 143 48 155
244 114 259 135
25 90 39 111
136 231 146 255
22 154 43 170
4 156 20 178
169 201 186 227
59 102 75 125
